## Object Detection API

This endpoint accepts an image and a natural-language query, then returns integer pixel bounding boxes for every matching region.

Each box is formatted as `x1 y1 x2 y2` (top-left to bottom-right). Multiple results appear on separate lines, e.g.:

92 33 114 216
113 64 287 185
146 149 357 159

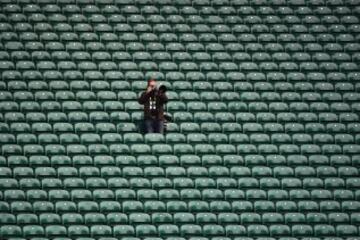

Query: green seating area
0 0 360 239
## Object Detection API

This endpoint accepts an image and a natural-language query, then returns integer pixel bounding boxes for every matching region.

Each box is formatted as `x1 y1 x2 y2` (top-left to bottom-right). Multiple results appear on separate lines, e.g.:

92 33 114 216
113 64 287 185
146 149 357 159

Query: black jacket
138 90 168 120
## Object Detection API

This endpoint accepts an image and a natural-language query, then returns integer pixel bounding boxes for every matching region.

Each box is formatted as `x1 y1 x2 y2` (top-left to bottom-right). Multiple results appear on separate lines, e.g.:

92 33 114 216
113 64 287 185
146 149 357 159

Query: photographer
138 79 168 134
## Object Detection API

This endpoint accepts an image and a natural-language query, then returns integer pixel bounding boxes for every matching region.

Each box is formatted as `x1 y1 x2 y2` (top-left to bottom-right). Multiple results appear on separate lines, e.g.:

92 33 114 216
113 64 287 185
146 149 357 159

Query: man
138 79 168 134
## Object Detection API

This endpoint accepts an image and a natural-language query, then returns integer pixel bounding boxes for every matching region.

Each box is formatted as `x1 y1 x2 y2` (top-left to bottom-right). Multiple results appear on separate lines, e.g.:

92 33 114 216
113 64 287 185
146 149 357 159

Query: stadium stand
0 0 360 239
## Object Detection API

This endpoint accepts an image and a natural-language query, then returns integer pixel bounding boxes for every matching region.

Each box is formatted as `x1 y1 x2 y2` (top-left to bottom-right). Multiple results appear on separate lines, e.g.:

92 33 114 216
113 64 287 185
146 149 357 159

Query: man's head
148 79 157 88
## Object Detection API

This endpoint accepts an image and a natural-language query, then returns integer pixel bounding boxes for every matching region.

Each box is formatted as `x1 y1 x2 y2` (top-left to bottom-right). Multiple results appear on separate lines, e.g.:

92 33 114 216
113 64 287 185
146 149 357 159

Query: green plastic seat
0 225 22 238
135 224 157 237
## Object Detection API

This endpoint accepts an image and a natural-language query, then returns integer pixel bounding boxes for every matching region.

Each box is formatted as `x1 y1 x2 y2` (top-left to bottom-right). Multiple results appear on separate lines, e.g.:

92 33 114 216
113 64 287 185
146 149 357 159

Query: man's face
149 81 156 89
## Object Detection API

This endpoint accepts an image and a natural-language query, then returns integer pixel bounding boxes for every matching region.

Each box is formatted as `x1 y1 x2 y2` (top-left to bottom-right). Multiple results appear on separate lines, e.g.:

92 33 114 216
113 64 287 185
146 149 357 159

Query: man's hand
146 85 154 93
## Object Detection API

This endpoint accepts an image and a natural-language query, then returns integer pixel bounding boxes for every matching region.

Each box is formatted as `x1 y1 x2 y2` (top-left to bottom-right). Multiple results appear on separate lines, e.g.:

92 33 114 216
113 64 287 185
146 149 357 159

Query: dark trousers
144 119 164 134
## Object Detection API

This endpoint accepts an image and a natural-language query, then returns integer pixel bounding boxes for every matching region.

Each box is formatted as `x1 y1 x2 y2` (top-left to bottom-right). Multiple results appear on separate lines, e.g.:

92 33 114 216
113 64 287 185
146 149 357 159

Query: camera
158 85 167 93
159 85 167 93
